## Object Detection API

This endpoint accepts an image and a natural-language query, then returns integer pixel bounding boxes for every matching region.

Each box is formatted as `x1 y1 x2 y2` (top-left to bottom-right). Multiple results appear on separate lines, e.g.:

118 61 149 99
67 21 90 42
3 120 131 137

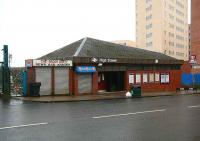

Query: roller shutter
54 68 69 95
78 74 92 94
35 67 52 96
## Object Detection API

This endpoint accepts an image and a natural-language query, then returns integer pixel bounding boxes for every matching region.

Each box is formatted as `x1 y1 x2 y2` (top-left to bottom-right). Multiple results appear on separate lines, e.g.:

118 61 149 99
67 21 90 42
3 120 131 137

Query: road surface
0 95 200 141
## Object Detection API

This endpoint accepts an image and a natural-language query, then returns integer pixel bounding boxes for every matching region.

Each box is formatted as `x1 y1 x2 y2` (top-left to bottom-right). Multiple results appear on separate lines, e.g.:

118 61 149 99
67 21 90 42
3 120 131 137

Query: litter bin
130 85 141 97
30 82 41 96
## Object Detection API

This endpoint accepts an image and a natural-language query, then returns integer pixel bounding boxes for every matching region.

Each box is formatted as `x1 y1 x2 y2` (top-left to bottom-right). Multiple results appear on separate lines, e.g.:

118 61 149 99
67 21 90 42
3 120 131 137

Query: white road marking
188 105 200 108
92 109 166 119
0 122 48 130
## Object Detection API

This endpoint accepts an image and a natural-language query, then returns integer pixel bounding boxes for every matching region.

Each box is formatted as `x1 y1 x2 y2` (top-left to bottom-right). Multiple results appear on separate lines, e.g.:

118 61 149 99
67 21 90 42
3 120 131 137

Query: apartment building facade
112 40 136 47
136 0 189 61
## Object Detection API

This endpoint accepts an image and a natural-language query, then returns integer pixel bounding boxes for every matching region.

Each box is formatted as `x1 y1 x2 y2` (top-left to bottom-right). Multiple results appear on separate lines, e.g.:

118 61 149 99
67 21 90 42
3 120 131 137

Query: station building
25 37 183 96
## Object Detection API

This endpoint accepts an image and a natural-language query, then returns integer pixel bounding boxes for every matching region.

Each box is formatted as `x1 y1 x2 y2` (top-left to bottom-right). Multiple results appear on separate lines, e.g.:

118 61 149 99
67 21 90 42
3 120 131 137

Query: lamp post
2 45 10 95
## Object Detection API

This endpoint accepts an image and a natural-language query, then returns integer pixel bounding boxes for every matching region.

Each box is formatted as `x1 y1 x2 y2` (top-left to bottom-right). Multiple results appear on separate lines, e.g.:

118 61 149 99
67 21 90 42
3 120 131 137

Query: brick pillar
124 71 128 91
27 67 35 96
69 69 73 95
73 72 78 96
51 67 55 96
92 72 98 95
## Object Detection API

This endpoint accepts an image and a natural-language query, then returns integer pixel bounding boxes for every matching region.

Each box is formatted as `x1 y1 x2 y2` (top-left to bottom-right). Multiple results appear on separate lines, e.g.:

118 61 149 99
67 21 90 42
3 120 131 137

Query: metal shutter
54 68 69 95
35 67 51 96
78 74 92 94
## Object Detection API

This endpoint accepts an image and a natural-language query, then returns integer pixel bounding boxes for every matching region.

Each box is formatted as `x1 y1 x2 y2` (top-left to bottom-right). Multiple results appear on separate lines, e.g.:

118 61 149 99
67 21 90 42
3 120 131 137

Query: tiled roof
39 37 178 61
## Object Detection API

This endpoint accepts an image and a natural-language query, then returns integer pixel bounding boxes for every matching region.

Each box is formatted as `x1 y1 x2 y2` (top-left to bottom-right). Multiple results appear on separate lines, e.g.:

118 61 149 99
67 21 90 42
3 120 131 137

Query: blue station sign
76 66 96 73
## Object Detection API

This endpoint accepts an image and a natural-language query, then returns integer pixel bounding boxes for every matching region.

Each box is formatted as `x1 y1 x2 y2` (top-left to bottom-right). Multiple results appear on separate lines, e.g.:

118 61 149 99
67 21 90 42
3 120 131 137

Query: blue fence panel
22 71 27 96
181 73 193 86
194 74 200 85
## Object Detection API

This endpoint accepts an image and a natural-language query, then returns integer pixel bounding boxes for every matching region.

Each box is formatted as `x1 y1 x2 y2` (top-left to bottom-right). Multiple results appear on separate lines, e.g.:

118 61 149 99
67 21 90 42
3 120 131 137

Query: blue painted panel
194 74 200 84
181 73 193 86
22 71 27 96
76 66 96 73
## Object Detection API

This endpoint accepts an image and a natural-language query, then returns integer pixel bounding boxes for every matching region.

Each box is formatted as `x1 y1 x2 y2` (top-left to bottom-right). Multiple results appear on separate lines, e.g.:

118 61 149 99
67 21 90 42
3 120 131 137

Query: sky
0 0 190 67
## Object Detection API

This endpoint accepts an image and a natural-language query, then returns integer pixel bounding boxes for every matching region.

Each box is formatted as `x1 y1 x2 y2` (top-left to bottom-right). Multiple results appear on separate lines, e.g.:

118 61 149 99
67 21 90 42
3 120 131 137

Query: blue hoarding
22 71 27 96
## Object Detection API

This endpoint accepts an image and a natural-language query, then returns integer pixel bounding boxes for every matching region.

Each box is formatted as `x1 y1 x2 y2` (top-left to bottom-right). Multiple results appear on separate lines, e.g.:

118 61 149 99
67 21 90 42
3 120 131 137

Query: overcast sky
0 0 191 67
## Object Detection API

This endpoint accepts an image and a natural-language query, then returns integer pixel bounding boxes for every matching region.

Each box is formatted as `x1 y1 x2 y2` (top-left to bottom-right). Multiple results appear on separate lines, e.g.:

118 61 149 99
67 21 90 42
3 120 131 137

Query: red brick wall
69 69 73 95
124 71 129 91
92 72 98 95
51 67 55 96
73 72 78 96
126 70 181 92
191 0 200 69
181 62 192 73
27 67 35 96
192 0 200 42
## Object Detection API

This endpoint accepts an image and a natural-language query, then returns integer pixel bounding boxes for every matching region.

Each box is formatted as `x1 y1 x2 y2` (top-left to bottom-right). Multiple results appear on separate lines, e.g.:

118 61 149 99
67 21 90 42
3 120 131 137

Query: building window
146 14 152 20
176 0 184 9
146 5 152 12
143 73 148 83
129 74 135 84
146 42 153 47
146 0 152 3
176 52 184 57
176 26 184 33
176 35 184 41
169 23 174 29
149 73 154 83
169 13 174 20
169 32 174 38
169 4 174 11
169 50 174 55
136 73 141 84
176 9 184 17
169 42 174 46
161 73 170 84
176 18 184 25
146 23 152 29
155 73 160 82
176 43 184 48
146 33 152 38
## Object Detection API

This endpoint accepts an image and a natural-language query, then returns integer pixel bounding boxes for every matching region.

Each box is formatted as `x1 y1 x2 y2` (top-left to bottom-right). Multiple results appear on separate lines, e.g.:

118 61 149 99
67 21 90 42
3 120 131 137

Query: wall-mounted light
98 63 103 67
155 59 159 64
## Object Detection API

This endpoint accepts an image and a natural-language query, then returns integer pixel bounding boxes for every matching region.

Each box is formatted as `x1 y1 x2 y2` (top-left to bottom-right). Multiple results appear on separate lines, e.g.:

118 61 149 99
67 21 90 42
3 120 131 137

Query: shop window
143 73 148 83
155 73 160 82
161 73 170 84
129 74 135 84
136 73 141 84
149 73 154 83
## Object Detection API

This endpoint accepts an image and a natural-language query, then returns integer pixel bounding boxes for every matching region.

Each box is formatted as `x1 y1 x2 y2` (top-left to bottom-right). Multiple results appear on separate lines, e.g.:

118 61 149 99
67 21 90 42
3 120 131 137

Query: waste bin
130 85 141 97
30 82 41 96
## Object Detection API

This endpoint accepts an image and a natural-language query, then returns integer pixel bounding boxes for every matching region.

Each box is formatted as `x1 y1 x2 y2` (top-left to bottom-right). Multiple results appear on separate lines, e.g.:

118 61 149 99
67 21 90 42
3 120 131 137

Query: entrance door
35 67 51 96
98 71 125 92
78 74 92 94
98 73 107 91
54 68 69 95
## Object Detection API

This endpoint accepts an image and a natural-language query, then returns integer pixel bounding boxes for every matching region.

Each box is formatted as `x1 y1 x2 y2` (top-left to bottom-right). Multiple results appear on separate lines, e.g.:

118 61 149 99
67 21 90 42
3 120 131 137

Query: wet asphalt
0 95 200 141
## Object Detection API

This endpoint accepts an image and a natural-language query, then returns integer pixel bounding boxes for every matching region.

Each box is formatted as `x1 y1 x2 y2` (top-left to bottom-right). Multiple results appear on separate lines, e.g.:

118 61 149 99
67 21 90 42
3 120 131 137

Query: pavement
0 95 200 141
12 90 200 102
